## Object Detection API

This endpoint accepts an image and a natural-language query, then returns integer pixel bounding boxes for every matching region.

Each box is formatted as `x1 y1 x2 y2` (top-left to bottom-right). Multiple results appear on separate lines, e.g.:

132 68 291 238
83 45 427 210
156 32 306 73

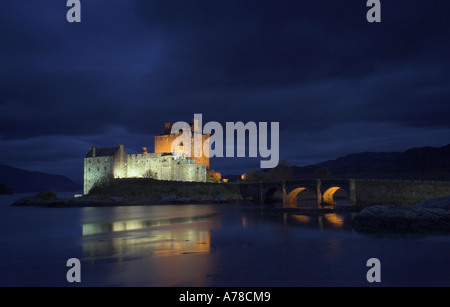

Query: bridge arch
286 187 317 207
322 186 349 205
264 187 284 203
286 187 306 206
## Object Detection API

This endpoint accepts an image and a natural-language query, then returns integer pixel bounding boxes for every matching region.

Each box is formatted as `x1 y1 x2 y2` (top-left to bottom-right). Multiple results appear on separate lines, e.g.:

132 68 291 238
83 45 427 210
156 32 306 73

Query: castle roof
85 146 119 158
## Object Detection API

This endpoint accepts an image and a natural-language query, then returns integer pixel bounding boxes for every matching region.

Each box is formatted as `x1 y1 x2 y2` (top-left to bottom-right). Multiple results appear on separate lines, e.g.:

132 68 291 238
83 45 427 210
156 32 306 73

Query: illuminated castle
154 119 210 169
83 121 209 195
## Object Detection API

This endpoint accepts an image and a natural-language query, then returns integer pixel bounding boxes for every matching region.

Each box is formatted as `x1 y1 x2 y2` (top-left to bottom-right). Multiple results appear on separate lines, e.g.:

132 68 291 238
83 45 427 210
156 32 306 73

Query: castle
83 120 210 195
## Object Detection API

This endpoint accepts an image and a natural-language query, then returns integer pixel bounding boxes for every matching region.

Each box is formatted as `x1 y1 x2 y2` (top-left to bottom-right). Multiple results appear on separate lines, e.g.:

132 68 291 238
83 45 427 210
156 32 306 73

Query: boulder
352 196 450 233
158 194 178 204
12 191 63 207
415 196 450 210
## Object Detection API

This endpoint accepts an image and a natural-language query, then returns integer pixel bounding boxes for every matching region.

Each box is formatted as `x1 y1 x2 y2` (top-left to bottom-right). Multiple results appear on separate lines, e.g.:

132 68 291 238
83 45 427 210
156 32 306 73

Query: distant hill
227 144 450 182
292 144 450 181
0 164 82 193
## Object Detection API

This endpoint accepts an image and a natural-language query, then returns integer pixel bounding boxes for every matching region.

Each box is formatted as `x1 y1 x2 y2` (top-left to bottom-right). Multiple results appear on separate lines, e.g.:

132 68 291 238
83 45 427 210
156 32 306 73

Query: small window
88 167 91 171
104 166 107 171
97 167 99 171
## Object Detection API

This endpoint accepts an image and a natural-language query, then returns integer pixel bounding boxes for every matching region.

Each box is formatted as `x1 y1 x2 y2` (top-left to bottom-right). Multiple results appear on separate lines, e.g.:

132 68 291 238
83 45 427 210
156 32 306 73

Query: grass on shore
88 178 242 200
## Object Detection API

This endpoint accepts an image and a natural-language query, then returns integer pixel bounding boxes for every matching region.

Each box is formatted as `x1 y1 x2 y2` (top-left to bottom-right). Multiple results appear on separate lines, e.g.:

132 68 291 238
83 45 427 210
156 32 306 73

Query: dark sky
1 1 449 182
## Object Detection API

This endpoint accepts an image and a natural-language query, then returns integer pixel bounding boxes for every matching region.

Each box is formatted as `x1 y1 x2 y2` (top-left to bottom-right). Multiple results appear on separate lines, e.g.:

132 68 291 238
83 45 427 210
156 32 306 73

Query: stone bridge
238 179 450 207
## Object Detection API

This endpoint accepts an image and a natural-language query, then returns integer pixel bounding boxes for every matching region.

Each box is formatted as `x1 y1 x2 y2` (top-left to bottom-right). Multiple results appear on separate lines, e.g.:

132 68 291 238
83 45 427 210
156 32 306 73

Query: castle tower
154 120 210 169
83 144 127 195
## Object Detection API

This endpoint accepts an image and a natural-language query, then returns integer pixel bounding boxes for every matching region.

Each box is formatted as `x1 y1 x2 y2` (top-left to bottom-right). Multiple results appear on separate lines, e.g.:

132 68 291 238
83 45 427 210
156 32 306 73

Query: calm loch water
1 193 450 286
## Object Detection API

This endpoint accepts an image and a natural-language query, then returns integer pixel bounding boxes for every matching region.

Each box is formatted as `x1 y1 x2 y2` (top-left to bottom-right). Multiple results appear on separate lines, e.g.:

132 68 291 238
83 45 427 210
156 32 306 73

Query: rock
352 196 450 233
35 191 58 200
174 197 194 204
415 196 450 210
106 196 127 203
12 196 63 207
159 194 177 204
11 191 58 206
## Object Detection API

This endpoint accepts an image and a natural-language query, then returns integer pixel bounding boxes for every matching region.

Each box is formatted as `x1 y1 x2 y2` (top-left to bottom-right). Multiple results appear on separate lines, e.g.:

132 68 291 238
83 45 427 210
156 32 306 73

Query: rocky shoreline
352 196 450 233
10 191 244 207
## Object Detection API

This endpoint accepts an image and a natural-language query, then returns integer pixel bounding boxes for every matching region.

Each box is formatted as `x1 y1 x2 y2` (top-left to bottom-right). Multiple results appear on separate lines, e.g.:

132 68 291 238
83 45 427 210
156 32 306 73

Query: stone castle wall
84 156 114 195
113 145 128 179
84 149 207 195
127 153 206 183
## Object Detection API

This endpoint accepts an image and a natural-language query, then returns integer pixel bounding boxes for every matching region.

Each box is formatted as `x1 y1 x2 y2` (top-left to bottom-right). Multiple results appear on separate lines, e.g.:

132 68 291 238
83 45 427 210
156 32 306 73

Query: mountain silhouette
292 144 450 181
0 164 82 193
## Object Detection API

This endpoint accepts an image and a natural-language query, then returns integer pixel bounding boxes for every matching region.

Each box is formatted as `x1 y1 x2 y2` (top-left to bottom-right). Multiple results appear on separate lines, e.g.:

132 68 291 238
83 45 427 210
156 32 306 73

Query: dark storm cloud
133 0 450 129
0 1 174 138
0 0 449 179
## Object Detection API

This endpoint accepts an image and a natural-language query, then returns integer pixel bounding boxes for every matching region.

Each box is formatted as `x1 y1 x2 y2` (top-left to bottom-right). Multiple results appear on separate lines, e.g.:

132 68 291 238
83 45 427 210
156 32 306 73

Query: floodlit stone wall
84 148 207 195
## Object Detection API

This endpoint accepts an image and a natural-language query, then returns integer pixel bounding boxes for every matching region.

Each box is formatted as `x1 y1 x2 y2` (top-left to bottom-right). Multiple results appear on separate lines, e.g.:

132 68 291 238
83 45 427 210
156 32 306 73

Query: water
1 193 450 286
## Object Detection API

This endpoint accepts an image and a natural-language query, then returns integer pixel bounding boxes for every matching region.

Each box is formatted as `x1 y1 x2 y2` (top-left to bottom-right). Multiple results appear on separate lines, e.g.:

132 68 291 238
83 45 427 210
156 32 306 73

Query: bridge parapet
237 178 450 207
352 179 450 205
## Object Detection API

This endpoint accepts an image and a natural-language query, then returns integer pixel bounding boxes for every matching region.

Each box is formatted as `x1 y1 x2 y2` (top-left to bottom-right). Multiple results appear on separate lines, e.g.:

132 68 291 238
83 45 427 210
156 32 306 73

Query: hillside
229 144 450 182
0 164 82 193
292 144 450 181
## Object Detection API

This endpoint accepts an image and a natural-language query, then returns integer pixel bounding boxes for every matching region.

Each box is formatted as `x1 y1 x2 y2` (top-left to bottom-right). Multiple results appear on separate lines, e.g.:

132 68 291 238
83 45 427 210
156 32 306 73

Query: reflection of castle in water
82 213 220 260
80 206 355 265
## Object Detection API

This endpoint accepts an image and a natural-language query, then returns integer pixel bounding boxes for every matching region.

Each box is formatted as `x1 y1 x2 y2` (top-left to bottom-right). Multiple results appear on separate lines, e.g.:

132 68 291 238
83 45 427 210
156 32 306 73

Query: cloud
0 0 448 177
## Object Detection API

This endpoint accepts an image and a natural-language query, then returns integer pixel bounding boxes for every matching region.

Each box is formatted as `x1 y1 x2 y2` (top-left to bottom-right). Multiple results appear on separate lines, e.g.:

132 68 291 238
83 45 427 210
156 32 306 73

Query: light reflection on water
82 212 221 236
2 195 450 286
80 204 354 263
83 228 212 259
289 213 352 229
81 212 221 260
79 205 232 286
